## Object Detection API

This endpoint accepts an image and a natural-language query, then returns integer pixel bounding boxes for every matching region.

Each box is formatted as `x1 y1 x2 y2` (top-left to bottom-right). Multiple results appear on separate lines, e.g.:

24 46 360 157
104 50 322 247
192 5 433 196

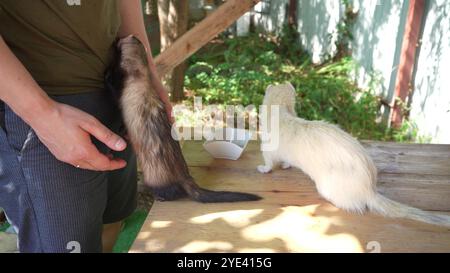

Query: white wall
350 0 407 100
409 0 450 144
297 0 342 64
253 0 289 34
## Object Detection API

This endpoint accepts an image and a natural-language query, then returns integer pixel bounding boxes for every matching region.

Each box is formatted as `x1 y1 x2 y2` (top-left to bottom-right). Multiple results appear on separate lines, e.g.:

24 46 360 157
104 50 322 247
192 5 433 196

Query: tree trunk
142 0 161 54
157 0 189 102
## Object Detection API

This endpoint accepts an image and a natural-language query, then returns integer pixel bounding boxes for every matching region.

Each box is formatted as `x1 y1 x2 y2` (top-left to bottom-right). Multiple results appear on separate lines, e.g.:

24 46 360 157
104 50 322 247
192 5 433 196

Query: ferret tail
191 187 262 203
368 193 450 227
182 178 262 203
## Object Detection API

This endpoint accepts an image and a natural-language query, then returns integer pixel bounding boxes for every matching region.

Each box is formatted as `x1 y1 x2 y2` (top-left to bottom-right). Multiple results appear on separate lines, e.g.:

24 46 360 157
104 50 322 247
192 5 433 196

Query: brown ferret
105 35 261 203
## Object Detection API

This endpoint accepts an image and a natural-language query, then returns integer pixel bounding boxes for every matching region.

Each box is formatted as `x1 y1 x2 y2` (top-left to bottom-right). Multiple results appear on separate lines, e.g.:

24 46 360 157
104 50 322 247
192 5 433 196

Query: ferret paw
280 162 291 169
257 165 272 174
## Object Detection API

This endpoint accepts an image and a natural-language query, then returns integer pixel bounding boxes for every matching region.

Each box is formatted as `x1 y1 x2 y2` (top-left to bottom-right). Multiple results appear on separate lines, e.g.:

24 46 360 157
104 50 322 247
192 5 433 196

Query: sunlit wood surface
130 141 450 253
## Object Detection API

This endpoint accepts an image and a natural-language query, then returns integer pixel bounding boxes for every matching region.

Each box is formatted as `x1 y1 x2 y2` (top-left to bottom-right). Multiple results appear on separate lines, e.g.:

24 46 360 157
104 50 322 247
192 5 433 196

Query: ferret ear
285 82 295 92
265 84 274 95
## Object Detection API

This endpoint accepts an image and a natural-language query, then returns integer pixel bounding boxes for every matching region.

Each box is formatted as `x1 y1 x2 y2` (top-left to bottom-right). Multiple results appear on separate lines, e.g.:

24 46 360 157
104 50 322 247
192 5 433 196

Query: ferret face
263 82 296 107
117 35 149 78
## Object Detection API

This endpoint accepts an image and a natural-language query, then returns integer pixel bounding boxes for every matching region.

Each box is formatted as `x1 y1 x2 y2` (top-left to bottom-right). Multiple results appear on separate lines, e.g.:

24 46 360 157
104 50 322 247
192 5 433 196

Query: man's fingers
80 118 127 152
73 142 127 171
74 157 127 171
106 153 114 160
107 158 127 170
85 150 127 171
73 153 111 171
72 161 98 171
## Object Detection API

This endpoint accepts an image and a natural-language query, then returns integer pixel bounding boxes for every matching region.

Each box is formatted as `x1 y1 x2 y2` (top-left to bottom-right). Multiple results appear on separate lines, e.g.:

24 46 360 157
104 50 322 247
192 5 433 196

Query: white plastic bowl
203 128 252 160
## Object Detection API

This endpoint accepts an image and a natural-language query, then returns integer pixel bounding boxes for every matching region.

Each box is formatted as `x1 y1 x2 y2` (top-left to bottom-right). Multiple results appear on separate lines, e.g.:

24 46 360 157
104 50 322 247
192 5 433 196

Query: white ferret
258 83 450 227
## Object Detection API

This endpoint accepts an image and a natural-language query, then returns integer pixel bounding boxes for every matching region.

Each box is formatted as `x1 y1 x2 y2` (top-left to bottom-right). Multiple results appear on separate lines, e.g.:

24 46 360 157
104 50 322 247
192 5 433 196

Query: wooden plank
131 141 450 253
0 233 17 253
362 141 450 157
363 142 450 176
154 0 261 76
185 141 450 175
377 172 450 211
189 166 317 195
369 153 450 176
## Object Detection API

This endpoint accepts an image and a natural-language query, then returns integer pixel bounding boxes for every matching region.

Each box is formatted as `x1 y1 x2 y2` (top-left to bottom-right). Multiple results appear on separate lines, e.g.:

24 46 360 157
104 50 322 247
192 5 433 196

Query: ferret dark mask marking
105 36 261 203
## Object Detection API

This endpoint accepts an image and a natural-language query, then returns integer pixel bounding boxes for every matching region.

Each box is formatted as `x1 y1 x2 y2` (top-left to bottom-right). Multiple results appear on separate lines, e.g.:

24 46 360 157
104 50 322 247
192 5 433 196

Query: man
0 0 172 252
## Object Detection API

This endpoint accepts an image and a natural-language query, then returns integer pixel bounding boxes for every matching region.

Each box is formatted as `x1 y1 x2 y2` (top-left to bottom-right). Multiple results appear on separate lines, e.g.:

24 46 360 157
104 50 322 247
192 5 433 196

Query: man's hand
0 35 127 171
30 101 127 171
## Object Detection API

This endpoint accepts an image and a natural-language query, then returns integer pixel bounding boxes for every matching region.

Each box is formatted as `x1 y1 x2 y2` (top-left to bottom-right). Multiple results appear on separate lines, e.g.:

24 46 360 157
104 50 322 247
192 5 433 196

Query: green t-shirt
0 0 121 95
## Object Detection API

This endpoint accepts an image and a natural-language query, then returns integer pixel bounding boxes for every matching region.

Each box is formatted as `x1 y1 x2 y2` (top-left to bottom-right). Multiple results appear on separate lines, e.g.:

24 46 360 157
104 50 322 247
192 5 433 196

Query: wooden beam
154 0 261 77
391 0 425 128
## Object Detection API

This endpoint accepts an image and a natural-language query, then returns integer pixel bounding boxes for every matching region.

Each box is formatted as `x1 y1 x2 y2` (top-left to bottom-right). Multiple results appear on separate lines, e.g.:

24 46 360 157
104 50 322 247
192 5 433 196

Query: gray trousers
0 91 137 253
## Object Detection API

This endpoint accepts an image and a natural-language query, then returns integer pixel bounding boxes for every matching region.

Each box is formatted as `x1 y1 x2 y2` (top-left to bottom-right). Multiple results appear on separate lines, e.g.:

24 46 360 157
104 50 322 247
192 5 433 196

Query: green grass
0 222 10 232
112 209 149 253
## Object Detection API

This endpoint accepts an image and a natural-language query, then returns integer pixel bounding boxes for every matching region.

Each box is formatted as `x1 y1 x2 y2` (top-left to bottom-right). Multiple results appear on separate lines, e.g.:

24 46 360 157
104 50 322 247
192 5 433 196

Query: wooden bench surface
130 141 450 253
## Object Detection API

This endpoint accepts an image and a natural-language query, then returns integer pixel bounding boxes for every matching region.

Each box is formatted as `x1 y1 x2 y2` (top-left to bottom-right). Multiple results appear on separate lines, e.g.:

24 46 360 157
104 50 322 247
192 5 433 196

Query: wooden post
391 0 425 128
288 0 297 27
154 0 261 77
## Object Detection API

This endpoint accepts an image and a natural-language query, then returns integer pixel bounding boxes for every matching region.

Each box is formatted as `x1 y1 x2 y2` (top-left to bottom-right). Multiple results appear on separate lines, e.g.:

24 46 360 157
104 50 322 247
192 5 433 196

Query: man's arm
0 35 127 171
118 0 173 121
